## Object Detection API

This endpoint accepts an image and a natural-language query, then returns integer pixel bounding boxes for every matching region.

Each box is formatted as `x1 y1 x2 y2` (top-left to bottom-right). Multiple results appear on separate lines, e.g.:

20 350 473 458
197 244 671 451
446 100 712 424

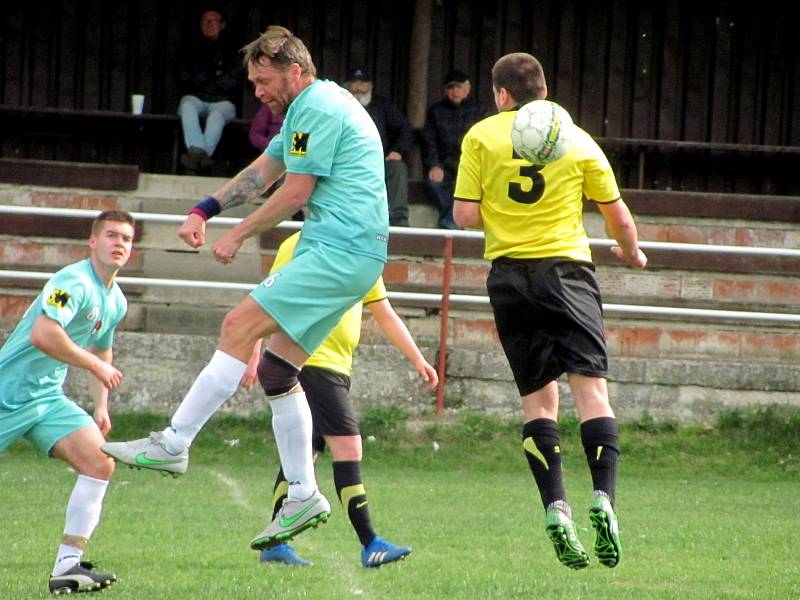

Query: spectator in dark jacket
421 70 491 229
176 8 243 174
343 68 413 226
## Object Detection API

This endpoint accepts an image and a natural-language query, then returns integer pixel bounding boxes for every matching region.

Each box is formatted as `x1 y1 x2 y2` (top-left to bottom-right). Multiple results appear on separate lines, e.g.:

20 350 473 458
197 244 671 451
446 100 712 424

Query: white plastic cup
131 94 145 115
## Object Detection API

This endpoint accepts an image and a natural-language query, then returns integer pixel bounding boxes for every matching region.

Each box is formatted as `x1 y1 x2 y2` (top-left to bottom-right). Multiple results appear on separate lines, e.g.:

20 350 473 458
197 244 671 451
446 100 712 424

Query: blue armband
190 196 221 221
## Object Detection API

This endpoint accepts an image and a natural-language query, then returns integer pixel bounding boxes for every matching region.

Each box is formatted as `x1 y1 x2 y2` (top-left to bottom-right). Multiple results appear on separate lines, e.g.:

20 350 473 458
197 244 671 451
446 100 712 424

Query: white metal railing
2 204 799 324
2 269 799 324
2 204 800 257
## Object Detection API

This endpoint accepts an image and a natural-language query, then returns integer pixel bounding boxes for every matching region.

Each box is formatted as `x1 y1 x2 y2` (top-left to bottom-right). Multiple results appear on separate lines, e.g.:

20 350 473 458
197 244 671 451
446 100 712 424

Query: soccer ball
511 100 574 165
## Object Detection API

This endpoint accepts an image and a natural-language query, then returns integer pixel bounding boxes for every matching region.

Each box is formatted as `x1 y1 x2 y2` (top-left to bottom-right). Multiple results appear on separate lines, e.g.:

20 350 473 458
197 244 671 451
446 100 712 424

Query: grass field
1 408 799 599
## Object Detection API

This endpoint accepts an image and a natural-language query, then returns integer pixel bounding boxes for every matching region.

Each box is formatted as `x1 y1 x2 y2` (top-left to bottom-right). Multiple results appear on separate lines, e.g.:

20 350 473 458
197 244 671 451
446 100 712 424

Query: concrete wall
19 324 792 426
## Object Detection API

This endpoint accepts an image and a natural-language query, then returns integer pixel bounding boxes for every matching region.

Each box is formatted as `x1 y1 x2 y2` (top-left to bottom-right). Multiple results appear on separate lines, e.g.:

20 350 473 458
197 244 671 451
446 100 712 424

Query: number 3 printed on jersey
507 148 545 204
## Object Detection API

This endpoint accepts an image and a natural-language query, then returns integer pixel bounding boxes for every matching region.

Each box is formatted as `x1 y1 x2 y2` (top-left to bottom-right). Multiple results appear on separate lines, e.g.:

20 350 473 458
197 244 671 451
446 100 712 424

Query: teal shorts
250 238 384 355
0 395 94 455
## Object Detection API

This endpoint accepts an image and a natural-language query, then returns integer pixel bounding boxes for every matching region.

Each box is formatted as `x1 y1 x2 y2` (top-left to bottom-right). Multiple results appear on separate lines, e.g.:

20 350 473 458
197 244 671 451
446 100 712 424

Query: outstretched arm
240 337 264 390
178 152 286 248
367 299 438 390
596 199 648 269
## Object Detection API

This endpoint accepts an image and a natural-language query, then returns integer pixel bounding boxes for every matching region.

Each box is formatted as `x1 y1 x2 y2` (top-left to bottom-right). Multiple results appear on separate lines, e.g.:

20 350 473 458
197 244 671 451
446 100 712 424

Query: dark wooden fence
1 1 798 193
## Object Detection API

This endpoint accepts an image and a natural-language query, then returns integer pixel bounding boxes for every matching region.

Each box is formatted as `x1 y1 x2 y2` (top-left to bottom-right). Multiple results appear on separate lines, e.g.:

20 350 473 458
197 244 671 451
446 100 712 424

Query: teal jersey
266 80 389 262
0 259 127 410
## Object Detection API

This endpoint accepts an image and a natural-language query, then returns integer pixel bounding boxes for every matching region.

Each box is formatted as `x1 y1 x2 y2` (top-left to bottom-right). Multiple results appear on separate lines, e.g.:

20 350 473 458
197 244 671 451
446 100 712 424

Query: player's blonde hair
492 53 547 105
242 25 316 76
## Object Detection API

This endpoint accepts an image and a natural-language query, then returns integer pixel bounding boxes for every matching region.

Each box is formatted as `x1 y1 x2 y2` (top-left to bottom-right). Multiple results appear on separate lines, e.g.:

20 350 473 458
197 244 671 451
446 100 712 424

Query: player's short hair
92 210 136 235
492 53 547 105
242 25 317 76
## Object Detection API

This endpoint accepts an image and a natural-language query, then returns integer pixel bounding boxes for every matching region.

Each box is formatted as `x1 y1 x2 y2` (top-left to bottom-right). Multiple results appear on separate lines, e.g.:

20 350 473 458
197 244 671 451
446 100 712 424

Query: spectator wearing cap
421 69 491 229
343 67 414 227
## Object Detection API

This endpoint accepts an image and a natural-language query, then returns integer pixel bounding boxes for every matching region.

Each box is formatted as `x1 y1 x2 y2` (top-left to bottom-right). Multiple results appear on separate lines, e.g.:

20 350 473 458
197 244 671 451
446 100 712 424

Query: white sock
53 544 82 576
164 350 247 453
53 475 109 576
270 391 317 500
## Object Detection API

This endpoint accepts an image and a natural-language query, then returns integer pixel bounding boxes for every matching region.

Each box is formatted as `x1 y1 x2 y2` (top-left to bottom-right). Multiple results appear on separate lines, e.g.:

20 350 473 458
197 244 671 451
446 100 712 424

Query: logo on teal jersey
47 289 70 309
291 132 310 156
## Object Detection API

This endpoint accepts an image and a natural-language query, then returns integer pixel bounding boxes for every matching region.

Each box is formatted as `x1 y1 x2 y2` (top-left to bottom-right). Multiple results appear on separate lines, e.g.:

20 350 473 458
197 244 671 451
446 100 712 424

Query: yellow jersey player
243 232 438 567
453 52 647 570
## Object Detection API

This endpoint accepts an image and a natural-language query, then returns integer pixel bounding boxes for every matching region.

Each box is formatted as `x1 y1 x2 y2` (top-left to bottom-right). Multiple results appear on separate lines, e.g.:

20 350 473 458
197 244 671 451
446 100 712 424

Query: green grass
2 409 799 599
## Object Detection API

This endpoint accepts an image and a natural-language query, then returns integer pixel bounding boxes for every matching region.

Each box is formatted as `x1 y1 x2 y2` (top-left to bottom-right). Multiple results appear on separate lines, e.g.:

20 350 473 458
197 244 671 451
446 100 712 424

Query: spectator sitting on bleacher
343 68 413 227
176 7 243 175
421 69 491 229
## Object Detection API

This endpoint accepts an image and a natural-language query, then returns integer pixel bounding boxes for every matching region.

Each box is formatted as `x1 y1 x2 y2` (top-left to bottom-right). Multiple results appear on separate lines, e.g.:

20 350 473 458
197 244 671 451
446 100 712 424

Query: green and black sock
333 460 376 546
271 468 289 520
580 416 620 504
522 419 567 510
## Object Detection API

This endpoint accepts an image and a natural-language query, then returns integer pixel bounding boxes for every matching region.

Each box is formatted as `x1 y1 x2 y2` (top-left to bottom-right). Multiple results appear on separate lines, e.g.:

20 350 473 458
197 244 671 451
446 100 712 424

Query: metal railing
2 204 800 257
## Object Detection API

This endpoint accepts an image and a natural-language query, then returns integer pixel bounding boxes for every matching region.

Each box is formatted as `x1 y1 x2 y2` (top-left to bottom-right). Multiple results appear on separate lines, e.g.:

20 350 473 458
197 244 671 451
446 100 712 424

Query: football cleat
361 536 412 568
545 504 590 570
101 432 188 476
250 490 330 550
589 494 622 567
48 561 116 595
259 543 313 566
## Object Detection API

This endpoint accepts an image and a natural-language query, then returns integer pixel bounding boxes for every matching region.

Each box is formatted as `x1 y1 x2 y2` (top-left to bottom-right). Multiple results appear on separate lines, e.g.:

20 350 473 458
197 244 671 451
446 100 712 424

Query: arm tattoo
218 167 267 211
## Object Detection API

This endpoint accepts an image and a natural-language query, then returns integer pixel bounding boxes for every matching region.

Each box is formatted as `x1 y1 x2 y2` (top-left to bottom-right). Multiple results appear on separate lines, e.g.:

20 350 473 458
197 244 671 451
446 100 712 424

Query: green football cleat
545 505 590 570
101 432 188 476
250 490 331 550
589 494 622 568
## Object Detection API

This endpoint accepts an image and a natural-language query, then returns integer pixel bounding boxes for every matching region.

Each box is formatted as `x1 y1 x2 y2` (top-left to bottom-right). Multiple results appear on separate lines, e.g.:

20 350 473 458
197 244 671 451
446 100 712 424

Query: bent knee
74 452 115 480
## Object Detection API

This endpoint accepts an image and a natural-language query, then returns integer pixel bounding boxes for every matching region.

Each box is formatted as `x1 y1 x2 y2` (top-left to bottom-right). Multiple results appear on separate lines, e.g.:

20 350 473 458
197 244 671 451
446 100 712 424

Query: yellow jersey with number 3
454 110 620 262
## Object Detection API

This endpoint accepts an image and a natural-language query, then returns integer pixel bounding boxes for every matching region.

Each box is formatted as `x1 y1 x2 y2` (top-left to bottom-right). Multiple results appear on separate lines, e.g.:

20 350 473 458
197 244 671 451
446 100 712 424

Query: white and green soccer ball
511 100 573 164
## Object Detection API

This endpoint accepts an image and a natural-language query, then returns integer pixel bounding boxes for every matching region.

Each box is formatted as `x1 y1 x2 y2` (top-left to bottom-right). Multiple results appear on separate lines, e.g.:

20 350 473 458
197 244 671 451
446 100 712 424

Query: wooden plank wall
1 0 797 191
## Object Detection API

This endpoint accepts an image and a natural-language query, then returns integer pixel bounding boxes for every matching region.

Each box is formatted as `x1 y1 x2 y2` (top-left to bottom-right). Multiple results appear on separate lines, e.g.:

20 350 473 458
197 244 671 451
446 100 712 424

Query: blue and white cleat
360 536 412 568
259 543 312 566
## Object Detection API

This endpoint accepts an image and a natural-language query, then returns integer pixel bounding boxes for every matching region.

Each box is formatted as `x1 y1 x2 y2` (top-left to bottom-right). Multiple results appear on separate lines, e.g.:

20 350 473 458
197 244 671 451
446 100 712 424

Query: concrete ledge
48 330 800 424
0 158 139 191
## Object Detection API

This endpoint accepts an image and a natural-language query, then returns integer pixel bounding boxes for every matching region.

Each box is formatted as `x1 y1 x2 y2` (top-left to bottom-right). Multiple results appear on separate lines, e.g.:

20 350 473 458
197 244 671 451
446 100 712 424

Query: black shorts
487 257 608 396
298 365 358 453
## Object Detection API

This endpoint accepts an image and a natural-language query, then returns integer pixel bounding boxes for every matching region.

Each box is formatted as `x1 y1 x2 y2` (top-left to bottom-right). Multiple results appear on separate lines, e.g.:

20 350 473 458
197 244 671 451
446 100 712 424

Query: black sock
522 419 566 510
580 417 620 505
333 460 376 547
271 468 289 520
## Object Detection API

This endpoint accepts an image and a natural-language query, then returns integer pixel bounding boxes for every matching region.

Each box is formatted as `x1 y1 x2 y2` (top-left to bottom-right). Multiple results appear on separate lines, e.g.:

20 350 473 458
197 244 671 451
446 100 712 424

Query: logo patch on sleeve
47 289 70 309
290 132 310 156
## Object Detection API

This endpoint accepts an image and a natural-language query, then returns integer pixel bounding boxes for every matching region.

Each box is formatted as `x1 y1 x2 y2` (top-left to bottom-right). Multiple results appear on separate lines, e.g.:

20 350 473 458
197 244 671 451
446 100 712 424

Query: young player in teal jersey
103 26 390 554
0 210 135 594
